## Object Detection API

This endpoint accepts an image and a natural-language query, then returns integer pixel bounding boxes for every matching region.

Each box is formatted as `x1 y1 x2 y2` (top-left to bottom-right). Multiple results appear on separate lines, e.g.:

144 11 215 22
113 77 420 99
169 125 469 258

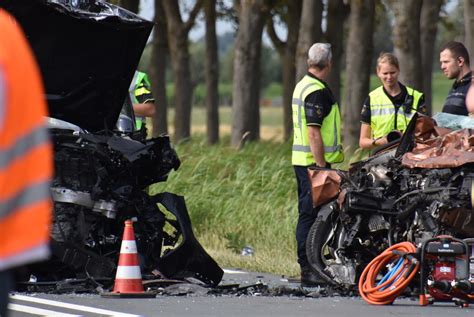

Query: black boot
300 266 326 287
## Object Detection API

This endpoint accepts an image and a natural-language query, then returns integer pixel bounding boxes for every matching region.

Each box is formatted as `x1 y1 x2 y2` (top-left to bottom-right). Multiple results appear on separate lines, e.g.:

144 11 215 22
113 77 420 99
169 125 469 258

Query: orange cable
359 241 420 305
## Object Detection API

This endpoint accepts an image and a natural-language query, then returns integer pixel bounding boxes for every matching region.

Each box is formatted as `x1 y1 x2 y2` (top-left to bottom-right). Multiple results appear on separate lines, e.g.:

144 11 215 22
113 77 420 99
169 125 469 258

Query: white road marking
8 303 82 317
10 294 141 317
223 269 246 274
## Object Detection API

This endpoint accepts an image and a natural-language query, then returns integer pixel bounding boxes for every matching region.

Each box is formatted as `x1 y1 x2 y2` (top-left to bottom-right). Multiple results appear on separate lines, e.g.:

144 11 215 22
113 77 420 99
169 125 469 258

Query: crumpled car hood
402 128 474 168
401 114 474 168
1 0 153 132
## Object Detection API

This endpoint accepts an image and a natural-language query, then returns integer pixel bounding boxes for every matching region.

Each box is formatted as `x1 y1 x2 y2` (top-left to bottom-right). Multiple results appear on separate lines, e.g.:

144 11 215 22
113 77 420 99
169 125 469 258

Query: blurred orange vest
0 9 53 270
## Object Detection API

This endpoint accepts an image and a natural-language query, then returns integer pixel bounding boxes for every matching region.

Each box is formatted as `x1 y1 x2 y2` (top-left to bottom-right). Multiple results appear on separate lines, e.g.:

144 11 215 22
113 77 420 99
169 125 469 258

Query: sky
138 0 459 44
138 0 285 43
139 0 233 41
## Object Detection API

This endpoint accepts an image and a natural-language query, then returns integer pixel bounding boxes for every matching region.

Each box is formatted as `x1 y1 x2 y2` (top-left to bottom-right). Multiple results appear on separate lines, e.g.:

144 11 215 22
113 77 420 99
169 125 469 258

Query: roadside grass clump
150 135 300 276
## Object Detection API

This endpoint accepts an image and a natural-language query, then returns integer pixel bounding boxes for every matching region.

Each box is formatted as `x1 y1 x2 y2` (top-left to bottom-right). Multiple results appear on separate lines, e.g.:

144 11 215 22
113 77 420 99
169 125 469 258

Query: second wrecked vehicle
2 0 223 290
306 113 474 290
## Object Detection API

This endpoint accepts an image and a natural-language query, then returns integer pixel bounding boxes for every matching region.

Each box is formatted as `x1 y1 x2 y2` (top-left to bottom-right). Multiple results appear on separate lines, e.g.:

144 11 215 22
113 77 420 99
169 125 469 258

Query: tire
305 203 343 285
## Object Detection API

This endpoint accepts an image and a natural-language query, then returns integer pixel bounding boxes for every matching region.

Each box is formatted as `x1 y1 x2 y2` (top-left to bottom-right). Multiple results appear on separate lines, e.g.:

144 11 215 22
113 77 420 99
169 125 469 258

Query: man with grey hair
291 43 343 286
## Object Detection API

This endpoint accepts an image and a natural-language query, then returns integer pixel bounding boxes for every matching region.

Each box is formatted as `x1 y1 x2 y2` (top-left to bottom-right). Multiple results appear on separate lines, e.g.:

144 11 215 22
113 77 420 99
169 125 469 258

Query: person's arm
133 72 156 117
359 97 383 149
308 125 326 167
133 102 155 117
467 77 474 114
359 123 387 149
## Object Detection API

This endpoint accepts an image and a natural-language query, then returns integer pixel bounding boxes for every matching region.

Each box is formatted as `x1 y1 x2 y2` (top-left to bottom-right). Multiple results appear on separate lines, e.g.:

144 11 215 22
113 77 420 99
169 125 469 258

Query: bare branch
184 0 204 34
266 15 285 54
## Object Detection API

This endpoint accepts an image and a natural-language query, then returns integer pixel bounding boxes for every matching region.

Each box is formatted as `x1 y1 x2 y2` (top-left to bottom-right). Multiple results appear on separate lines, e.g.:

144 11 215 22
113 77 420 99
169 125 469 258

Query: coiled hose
359 241 420 305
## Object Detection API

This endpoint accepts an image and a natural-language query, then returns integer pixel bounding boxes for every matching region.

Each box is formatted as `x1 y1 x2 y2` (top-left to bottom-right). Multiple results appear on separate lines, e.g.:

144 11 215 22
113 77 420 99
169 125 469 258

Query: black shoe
300 267 326 287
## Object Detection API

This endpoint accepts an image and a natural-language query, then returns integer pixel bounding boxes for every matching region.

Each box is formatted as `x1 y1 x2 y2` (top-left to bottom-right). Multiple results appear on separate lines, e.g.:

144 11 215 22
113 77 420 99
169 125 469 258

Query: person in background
130 71 155 133
440 41 472 116
467 72 474 116
0 9 53 316
359 53 426 150
291 43 344 286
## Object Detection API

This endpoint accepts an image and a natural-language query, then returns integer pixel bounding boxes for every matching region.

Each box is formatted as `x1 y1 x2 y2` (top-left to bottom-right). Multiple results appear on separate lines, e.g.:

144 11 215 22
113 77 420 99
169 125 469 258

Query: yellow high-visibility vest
369 85 423 139
292 75 343 166
130 71 153 130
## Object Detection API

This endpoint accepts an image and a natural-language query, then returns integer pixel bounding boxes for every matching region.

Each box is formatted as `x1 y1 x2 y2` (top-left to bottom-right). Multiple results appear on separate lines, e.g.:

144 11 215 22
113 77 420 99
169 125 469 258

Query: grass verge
150 135 300 276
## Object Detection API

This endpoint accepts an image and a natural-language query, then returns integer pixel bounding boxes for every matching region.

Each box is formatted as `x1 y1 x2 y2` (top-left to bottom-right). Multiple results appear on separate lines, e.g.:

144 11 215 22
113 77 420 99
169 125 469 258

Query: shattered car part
306 113 474 290
402 128 474 168
151 193 224 286
3 0 223 290
2 0 149 132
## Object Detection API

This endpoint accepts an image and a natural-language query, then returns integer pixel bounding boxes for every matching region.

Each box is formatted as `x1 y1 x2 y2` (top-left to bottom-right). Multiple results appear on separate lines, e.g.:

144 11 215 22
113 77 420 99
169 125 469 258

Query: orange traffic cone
102 220 155 298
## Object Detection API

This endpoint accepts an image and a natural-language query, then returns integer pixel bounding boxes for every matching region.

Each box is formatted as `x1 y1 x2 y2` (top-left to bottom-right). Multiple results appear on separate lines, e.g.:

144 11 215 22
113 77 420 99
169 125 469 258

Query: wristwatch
372 138 378 146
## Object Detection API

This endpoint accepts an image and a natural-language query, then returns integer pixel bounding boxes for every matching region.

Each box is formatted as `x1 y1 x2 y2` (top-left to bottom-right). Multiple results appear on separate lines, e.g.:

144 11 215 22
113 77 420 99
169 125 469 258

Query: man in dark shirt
291 43 343 286
440 41 472 116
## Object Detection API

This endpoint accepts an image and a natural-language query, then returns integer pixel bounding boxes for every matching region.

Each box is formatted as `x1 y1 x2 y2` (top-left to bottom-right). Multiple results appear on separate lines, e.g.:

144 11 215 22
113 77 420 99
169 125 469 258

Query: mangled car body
2 0 223 290
306 113 474 290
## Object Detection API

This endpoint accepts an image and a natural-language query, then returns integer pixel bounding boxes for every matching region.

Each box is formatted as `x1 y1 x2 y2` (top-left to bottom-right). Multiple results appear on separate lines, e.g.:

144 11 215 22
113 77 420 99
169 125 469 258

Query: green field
164 72 453 140
151 72 455 276
431 72 454 112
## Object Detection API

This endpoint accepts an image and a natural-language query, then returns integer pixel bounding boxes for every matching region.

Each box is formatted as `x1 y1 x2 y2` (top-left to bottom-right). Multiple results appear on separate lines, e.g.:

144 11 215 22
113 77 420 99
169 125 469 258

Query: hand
372 136 388 147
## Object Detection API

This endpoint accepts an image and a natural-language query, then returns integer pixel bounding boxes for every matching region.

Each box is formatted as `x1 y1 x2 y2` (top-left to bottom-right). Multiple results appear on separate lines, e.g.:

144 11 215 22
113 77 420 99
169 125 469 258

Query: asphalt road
7 269 474 317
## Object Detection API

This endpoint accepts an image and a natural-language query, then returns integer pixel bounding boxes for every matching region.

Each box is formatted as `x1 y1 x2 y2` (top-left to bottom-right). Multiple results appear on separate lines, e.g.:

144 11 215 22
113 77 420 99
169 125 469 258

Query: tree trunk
343 0 375 151
283 2 301 141
150 0 168 136
326 0 349 103
204 0 219 144
295 0 323 81
387 0 423 91
420 0 443 116
464 0 474 62
120 0 139 13
267 1 302 141
231 0 270 147
163 0 202 142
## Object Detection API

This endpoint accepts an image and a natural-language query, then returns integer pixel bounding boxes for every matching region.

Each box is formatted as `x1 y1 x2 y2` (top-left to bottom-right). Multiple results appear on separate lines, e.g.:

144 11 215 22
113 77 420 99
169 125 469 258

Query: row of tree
109 0 473 150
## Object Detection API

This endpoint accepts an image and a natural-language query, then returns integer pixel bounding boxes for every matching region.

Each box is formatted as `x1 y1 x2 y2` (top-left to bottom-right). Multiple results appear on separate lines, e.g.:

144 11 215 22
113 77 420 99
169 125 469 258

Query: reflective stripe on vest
291 75 343 165
135 117 144 130
129 71 139 103
369 85 422 139
130 71 151 104
0 9 53 271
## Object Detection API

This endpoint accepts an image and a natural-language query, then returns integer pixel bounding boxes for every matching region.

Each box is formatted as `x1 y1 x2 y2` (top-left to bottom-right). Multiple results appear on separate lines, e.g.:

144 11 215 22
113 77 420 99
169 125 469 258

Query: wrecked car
306 112 474 290
2 0 223 291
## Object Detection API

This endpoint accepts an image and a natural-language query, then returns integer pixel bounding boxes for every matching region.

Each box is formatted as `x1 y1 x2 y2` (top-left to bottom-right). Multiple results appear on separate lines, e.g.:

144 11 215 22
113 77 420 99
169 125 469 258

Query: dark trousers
0 270 12 317
294 165 318 269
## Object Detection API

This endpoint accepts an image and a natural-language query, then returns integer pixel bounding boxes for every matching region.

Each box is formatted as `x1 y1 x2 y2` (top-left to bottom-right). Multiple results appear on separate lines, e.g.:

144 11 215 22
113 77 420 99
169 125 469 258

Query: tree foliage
106 0 462 150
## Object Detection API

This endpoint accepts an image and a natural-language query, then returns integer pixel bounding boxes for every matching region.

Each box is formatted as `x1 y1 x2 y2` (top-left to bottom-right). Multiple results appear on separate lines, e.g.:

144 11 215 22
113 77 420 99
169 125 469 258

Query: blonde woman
359 53 426 149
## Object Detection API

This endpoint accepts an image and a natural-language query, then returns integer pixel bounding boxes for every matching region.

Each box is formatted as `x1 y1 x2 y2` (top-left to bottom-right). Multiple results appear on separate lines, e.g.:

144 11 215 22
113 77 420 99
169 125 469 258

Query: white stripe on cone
115 266 142 279
119 240 138 254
